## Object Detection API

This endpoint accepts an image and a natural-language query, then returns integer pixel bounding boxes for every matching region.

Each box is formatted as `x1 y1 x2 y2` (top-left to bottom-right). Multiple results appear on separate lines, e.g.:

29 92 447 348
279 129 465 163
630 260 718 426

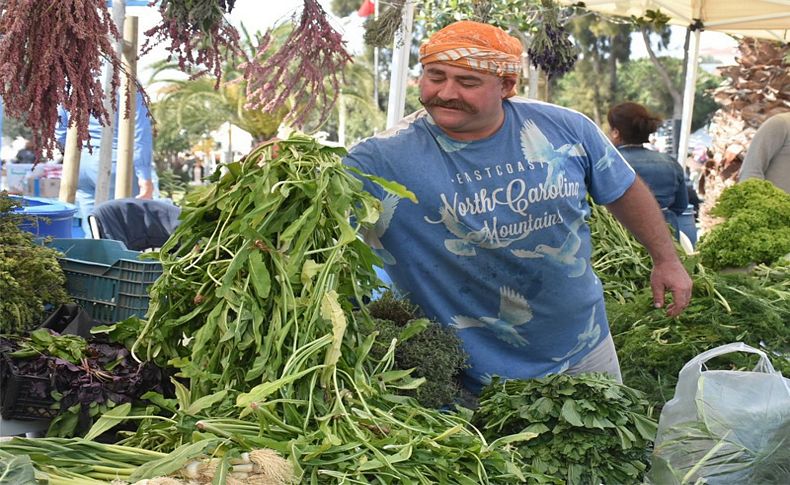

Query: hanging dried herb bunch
243 0 352 128
363 0 406 49
142 0 240 87
527 0 577 78
0 0 123 161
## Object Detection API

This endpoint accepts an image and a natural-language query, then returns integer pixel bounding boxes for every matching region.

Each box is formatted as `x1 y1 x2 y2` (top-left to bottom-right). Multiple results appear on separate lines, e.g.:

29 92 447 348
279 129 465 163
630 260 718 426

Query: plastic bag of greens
648 342 790 484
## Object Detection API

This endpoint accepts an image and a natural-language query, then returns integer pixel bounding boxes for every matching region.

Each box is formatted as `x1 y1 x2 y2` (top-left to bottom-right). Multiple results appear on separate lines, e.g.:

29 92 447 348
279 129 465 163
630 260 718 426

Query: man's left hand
136 178 154 199
650 259 692 317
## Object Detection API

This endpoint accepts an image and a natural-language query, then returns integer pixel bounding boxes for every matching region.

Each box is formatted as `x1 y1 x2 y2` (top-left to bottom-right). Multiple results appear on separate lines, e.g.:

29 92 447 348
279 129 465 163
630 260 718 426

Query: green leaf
320 290 347 388
560 399 584 427
346 166 419 203
172 379 192 411
249 251 271 299
186 390 228 416
398 318 430 342
84 402 132 440
211 454 230 485
236 365 324 411
0 455 36 484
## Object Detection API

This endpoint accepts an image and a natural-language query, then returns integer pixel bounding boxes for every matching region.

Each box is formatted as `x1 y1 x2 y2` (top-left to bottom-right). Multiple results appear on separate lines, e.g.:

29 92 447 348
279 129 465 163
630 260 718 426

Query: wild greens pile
474 374 657 485
698 179 790 270
589 199 790 409
0 192 70 333
364 290 468 408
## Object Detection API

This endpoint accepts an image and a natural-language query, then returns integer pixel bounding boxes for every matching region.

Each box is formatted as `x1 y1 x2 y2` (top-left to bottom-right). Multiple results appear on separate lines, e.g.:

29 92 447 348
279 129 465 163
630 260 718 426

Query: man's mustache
419 96 477 113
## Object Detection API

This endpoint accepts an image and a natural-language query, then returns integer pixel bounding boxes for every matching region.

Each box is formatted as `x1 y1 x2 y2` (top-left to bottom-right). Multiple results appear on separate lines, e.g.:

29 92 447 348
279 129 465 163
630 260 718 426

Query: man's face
419 63 514 141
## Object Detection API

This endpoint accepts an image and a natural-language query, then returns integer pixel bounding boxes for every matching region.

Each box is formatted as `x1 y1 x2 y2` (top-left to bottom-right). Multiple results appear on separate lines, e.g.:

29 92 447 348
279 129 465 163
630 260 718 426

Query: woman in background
607 102 690 243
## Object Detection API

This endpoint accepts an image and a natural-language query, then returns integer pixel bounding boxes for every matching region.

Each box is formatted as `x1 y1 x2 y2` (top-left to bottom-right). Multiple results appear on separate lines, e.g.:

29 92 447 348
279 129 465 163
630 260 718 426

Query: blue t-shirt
345 98 635 393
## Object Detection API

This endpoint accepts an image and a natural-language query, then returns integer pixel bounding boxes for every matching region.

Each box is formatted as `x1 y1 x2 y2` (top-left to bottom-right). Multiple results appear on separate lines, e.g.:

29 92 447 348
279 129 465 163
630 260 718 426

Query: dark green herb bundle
364 291 468 408
698 179 790 270
609 263 790 407
0 192 69 333
474 374 657 485
527 0 578 78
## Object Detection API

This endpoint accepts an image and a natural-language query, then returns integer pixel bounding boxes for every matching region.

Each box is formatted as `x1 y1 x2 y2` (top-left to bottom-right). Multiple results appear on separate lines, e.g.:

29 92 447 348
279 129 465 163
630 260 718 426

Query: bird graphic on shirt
594 142 621 172
510 209 588 278
552 306 601 362
520 120 586 187
436 206 529 256
363 193 398 265
451 286 533 348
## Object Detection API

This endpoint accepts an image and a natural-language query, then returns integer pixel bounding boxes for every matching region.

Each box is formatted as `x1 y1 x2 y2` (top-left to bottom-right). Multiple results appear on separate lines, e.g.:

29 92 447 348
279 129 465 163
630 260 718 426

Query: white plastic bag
648 342 790 484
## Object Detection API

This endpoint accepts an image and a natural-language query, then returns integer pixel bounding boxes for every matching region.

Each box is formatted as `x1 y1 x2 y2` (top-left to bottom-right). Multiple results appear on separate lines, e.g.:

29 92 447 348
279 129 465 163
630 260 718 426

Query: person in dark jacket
607 102 690 241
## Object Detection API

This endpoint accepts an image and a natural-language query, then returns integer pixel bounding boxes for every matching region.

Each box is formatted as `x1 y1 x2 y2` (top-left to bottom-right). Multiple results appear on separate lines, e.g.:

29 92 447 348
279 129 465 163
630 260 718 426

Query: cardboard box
26 178 61 199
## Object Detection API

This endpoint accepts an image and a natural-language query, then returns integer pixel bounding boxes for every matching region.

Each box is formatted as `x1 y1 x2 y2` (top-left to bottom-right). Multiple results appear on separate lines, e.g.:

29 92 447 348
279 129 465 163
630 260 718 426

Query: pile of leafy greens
362 290 468 408
0 192 70 333
589 198 790 408
609 262 790 408
473 374 657 485
698 179 790 270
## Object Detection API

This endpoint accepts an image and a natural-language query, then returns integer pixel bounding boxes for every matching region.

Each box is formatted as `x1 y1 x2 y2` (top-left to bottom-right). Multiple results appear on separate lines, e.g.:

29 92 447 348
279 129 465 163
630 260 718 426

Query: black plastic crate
0 353 57 421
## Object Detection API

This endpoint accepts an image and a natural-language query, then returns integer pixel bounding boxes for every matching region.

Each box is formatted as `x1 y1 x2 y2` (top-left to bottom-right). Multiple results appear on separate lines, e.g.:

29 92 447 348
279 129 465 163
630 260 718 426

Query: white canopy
558 0 790 163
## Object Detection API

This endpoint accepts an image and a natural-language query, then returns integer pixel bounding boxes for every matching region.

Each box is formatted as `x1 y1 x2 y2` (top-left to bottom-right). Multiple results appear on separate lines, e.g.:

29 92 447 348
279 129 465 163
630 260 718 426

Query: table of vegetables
1 134 788 484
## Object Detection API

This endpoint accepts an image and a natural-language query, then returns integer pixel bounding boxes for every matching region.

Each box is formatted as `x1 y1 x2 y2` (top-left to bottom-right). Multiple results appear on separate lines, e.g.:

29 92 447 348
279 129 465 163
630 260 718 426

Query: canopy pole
96 0 125 204
676 26 702 165
385 1 415 129
58 126 81 203
115 15 138 199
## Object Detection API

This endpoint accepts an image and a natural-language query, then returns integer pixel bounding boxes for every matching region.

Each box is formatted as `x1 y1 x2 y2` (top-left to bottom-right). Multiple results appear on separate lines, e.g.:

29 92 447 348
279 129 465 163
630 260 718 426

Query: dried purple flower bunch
243 0 352 128
527 0 577 78
143 0 240 87
0 0 123 160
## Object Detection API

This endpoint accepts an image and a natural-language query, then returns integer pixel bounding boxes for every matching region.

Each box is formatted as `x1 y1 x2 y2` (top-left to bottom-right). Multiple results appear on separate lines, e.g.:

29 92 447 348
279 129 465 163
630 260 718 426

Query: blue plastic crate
45 239 162 323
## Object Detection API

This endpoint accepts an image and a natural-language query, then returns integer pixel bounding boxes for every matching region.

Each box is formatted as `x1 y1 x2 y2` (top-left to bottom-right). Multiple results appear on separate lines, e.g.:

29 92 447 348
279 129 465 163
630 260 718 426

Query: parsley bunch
698 179 790 270
474 373 657 485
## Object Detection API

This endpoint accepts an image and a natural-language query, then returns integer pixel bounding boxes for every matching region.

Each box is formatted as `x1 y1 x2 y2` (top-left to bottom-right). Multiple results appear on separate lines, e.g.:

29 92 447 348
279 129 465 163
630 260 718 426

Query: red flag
357 0 375 17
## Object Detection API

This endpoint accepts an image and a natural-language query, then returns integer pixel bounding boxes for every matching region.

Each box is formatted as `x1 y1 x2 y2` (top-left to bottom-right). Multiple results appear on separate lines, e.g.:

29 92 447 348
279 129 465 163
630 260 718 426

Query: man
344 21 692 397
56 92 156 235
739 112 790 194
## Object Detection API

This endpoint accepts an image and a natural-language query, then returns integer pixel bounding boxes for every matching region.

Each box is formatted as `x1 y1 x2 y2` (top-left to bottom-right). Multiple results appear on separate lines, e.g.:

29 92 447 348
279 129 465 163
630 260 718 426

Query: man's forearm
604 177 678 264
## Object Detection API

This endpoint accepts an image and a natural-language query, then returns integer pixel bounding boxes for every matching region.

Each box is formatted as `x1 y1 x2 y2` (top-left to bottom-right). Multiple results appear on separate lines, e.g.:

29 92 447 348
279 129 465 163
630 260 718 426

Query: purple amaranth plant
0 0 123 161
142 0 240 88
242 0 352 128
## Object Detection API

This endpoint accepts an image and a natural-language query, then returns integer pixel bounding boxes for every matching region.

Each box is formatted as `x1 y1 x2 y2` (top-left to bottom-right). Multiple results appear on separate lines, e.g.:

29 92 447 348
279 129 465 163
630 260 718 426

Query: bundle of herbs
363 290 468 408
473 374 657 485
0 192 70 333
608 262 790 408
117 133 529 482
697 179 790 270
0 329 172 438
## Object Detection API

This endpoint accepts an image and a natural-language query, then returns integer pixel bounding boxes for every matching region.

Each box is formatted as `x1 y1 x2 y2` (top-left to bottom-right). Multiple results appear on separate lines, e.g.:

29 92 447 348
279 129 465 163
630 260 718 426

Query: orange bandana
419 21 522 95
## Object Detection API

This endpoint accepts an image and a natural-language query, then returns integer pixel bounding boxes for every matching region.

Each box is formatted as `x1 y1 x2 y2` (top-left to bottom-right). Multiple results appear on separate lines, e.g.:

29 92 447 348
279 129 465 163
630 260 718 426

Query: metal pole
677 28 701 166
115 15 138 199
373 0 379 109
385 1 415 128
96 0 125 204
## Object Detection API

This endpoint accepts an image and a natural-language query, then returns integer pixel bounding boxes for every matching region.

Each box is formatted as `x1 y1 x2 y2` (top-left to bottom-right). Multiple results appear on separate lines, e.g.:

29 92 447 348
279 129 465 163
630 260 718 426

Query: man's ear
501 77 517 97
